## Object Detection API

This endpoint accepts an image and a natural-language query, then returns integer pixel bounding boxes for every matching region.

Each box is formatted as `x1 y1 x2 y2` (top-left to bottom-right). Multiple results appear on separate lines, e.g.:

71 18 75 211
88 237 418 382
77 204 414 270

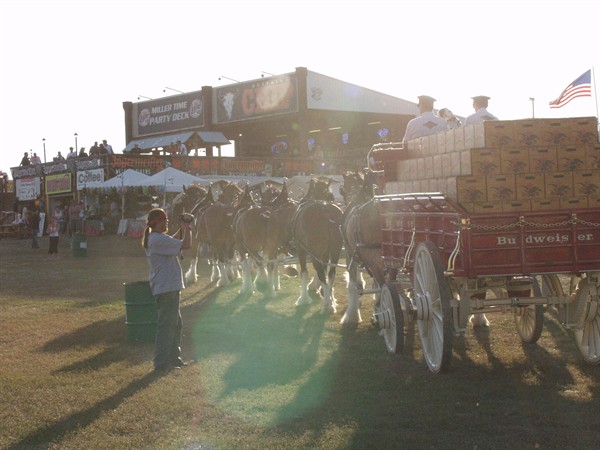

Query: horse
171 183 208 221
196 182 253 287
234 182 298 297
340 168 385 324
183 185 216 284
290 176 344 314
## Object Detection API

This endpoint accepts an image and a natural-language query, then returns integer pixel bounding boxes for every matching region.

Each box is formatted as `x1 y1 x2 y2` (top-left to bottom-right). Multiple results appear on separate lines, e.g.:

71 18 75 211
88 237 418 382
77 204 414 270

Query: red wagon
367 137 600 373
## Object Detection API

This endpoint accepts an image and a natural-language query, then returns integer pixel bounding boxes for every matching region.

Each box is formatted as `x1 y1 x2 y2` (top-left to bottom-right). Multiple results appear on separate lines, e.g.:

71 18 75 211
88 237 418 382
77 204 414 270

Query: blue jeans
154 290 183 369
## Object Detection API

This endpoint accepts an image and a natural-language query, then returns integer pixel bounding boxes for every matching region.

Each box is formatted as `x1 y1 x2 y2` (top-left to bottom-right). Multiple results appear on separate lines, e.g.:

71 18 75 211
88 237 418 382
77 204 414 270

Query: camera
180 213 194 224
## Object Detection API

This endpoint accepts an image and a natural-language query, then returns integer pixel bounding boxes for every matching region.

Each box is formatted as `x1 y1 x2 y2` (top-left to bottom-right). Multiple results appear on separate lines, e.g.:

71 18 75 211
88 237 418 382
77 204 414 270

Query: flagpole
592 66 600 134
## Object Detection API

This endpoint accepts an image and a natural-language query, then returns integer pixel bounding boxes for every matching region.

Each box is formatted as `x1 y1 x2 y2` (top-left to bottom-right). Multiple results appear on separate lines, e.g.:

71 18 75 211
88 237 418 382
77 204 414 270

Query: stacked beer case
387 117 600 213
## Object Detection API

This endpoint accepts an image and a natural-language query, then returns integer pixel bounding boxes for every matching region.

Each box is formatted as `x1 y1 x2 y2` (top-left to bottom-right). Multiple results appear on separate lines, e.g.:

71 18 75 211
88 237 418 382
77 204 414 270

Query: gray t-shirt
146 232 184 296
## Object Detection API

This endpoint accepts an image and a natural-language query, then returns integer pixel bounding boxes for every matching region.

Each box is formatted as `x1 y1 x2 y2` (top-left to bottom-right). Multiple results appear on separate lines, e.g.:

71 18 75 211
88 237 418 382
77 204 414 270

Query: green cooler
71 233 88 257
124 281 157 342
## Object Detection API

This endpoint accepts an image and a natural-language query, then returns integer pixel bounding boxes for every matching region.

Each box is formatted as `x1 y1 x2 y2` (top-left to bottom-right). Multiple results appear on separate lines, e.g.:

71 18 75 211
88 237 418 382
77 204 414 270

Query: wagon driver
142 208 194 373
402 95 448 142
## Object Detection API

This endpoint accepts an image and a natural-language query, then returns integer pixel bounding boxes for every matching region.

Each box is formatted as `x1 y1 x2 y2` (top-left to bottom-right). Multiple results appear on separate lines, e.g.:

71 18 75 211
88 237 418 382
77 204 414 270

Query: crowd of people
19 139 115 166
402 95 498 142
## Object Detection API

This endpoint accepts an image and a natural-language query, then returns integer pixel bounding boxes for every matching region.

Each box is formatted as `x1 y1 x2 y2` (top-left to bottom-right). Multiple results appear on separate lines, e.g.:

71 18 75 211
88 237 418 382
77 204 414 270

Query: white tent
100 169 150 188
137 167 207 192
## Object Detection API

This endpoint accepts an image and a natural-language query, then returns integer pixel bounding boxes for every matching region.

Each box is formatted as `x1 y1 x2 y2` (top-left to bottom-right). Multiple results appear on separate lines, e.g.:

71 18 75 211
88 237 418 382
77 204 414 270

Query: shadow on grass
6 371 164 450
41 283 217 374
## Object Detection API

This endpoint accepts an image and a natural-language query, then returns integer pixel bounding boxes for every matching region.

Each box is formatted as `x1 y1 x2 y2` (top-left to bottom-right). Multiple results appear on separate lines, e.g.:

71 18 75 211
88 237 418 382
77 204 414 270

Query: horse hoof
295 296 310 306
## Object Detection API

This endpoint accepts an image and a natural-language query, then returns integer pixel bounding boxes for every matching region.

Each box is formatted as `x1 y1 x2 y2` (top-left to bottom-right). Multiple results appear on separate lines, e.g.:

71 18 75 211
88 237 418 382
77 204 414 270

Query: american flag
549 69 592 108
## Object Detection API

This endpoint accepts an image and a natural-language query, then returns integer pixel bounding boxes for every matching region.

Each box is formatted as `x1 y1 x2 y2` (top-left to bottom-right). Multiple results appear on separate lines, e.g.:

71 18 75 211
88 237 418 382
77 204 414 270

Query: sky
1 0 599 176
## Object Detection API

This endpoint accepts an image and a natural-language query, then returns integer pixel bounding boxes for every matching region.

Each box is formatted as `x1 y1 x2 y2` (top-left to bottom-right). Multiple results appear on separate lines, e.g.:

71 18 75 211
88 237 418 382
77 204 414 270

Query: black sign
134 90 205 137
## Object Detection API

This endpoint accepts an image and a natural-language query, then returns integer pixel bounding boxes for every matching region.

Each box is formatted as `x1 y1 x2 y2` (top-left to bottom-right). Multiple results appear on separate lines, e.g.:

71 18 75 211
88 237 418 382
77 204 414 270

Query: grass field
1 233 598 449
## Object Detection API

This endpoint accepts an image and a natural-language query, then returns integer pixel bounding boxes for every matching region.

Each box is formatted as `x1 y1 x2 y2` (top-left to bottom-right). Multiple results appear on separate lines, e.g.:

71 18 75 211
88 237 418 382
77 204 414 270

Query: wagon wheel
375 283 404 354
571 276 600 365
514 277 544 344
412 241 453 373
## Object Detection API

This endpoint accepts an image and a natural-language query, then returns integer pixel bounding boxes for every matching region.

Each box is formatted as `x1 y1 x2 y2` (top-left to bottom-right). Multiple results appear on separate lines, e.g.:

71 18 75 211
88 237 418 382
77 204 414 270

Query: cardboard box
502 199 531 213
450 151 462 177
529 146 558 172
573 170 600 197
500 147 530 173
457 176 487 203
470 148 501 176
514 119 546 147
544 119 570 145
588 196 600 208
445 128 455 153
559 197 588 210
460 150 472 175
545 171 574 198
441 153 453 177
444 177 458 200
433 154 443 178
436 132 446 154
568 117 599 145
484 120 514 147
585 145 600 170
487 174 517 201
454 126 465 151
557 146 587 171
459 202 476 213
472 201 503 214
463 124 475 150
473 123 485 148
428 134 438 155
424 156 434 179
516 173 545 199
531 198 559 211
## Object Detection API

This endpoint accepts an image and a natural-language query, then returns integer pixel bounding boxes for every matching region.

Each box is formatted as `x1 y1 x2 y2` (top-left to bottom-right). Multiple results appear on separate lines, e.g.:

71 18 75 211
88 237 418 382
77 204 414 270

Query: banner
77 168 105 190
214 74 298 124
15 177 41 201
45 173 72 195
133 90 205 137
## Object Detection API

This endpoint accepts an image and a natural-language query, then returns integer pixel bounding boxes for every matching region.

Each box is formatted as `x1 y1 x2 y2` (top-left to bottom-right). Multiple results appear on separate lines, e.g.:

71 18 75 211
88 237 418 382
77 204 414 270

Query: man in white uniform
464 95 498 125
402 95 448 142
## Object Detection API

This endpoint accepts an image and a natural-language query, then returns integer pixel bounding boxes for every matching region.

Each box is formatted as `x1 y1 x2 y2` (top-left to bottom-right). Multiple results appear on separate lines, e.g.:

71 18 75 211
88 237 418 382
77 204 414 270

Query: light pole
529 97 535 118
74 132 78 150
218 76 240 83
42 138 46 163
163 87 184 94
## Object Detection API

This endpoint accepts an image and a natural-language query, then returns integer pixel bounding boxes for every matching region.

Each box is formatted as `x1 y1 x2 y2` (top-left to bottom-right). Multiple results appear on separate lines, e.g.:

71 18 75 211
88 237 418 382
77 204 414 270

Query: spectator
55 151 66 162
438 108 463 129
464 95 498 125
20 152 30 166
67 147 77 159
30 153 42 164
403 95 448 142
178 140 188 156
47 214 60 258
78 147 88 157
102 139 114 154
89 142 100 156
29 210 40 249
68 200 81 237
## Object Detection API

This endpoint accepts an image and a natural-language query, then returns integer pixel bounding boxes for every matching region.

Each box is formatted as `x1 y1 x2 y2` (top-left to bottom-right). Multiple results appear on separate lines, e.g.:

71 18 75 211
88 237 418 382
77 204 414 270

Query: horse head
217 181 243 205
340 170 364 205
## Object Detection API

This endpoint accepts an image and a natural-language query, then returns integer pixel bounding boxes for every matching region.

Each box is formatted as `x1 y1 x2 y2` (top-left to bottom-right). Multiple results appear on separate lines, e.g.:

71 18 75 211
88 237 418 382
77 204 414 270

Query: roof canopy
123 131 230 153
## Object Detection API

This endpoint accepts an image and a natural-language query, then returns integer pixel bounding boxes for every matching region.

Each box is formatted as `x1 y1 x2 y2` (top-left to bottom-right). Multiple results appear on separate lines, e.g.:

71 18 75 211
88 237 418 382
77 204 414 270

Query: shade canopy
100 169 150 188
137 167 208 192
